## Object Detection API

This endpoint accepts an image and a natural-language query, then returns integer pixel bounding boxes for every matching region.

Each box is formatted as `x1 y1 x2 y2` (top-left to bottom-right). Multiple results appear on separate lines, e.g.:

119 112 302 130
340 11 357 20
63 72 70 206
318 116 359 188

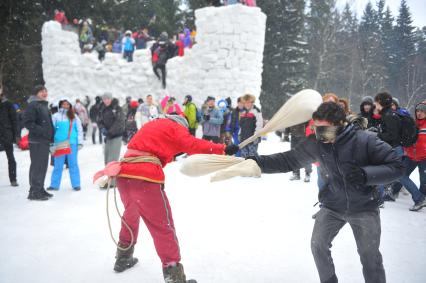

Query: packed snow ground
1 133 425 283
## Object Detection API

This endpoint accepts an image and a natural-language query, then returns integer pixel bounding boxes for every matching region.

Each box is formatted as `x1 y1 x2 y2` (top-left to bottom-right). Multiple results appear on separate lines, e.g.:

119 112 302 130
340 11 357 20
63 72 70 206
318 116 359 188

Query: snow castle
41 5 266 105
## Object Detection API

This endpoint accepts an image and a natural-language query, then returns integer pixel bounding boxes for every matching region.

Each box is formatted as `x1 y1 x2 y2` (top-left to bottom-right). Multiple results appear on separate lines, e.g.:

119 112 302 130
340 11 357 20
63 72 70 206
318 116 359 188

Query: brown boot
162 263 197 283
113 244 138 272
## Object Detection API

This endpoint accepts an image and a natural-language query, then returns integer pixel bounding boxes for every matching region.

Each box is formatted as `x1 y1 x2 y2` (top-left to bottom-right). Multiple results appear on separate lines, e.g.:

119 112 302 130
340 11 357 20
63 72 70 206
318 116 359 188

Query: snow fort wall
41 4 266 106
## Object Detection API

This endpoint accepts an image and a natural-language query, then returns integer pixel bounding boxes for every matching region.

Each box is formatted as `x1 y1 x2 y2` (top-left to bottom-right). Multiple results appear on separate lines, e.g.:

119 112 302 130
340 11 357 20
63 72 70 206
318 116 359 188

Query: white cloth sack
239 89 322 148
210 159 261 182
180 154 245 177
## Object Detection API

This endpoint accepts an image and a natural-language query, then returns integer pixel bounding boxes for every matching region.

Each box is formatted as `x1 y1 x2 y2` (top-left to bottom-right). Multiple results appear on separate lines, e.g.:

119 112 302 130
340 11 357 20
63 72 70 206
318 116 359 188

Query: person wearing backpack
151 32 176 89
387 101 426 211
183 95 198 136
122 30 135 62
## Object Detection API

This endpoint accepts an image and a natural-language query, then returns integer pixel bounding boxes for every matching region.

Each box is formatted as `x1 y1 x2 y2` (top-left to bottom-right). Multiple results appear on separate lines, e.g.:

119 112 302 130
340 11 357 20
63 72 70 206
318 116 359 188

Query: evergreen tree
358 2 387 96
258 0 308 119
306 0 338 93
380 6 398 93
394 0 416 104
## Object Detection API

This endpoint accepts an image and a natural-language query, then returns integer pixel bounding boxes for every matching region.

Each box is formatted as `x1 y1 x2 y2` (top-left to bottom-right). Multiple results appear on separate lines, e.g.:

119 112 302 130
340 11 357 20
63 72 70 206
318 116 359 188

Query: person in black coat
0 89 20 186
23 85 54 201
248 102 403 283
89 96 103 144
374 92 402 149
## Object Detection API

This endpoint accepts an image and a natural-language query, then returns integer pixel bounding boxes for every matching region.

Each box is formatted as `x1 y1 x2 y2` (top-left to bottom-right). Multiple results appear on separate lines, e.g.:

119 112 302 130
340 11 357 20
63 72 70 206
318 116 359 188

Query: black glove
225 144 239 155
203 114 210 121
283 136 290 142
345 166 367 185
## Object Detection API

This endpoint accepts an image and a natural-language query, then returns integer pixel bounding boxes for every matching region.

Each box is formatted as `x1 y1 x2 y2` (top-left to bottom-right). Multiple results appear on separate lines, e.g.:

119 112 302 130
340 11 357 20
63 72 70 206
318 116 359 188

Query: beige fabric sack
180 154 244 177
210 159 261 182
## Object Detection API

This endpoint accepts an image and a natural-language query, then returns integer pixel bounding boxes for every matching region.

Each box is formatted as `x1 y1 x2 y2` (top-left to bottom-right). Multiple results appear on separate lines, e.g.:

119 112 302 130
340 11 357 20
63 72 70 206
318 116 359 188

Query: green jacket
184 102 198 129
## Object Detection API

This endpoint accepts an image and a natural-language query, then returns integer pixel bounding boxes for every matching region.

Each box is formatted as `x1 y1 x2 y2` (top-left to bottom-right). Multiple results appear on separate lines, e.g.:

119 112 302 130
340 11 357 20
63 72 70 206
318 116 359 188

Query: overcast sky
336 0 426 28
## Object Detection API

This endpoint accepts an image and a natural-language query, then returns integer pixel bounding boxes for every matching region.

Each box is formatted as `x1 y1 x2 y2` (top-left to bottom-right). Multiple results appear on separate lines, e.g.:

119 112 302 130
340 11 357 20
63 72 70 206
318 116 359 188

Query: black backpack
395 110 418 147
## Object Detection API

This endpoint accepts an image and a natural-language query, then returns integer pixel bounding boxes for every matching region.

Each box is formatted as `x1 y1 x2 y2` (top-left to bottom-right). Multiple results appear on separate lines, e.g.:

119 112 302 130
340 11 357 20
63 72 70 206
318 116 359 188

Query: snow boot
11 181 19 187
304 173 311 183
289 173 300 181
163 263 197 283
113 244 138 272
27 191 49 201
409 199 426 212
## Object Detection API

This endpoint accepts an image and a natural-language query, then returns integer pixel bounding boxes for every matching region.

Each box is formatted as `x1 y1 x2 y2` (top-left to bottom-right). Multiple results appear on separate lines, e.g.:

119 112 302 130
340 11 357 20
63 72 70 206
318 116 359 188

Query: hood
359 101 374 115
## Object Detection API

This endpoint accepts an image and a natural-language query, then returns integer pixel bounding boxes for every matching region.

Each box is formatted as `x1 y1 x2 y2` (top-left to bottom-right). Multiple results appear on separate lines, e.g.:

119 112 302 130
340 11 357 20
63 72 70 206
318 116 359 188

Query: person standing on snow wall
151 32 176 89
94 115 238 282
246 102 403 283
47 98 83 191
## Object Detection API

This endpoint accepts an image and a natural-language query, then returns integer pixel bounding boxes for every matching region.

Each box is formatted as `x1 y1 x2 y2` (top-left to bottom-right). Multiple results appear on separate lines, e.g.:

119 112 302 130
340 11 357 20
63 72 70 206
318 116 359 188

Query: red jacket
404 118 426 161
119 118 225 183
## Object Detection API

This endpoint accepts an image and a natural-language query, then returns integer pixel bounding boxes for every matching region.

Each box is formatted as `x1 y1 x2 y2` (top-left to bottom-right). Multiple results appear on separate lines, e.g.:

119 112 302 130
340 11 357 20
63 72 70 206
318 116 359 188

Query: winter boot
409 199 426 212
11 181 19 187
289 173 300 181
304 173 311 183
163 263 197 283
27 191 49 201
113 244 138 272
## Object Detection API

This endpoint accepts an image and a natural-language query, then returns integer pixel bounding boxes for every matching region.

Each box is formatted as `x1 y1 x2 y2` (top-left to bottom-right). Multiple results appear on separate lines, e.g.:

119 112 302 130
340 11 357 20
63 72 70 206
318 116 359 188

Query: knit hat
416 102 426 113
392 97 400 107
361 96 374 105
165 114 189 129
206 96 215 102
129 100 139 109
33 85 46 96
102 92 113 99
185 95 192 102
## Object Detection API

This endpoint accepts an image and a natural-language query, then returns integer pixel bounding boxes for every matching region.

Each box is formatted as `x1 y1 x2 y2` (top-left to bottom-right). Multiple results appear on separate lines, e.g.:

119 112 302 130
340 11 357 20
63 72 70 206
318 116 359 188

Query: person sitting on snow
247 102 403 283
94 114 238 282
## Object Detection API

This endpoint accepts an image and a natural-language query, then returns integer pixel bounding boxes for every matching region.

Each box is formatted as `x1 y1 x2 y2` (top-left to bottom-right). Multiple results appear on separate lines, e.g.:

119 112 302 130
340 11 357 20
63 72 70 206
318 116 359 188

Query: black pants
123 51 133 62
202 135 220 144
311 208 385 283
153 65 166 89
92 125 103 144
29 142 50 194
1 142 17 182
291 135 312 175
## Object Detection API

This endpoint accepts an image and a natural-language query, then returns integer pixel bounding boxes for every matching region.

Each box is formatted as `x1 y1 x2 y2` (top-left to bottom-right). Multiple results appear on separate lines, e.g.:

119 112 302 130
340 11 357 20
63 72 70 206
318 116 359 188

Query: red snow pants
116 177 181 267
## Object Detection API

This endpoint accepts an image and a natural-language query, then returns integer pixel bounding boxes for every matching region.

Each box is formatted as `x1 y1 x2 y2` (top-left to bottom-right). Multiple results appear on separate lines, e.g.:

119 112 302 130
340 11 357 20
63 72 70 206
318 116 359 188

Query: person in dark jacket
247 102 403 283
151 32 176 89
97 92 125 188
89 96 103 144
0 89 20 186
374 92 402 149
23 85 54 200
358 96 375 128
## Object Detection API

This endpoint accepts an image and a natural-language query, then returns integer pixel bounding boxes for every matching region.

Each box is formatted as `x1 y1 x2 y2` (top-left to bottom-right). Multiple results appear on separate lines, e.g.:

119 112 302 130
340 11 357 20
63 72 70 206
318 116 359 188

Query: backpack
153 46 168 66
123 37 134 52
193 104 202 123
395 110 418 147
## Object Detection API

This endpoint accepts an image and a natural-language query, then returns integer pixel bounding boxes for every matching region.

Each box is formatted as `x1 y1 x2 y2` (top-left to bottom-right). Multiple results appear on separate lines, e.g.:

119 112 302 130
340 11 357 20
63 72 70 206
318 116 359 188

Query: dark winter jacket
98 98 125 139
23 96 54 144
0 97 19 144
239 106 263 142
252 125 403 213
89 102 102 123
229 107 243 135
378 107 401 148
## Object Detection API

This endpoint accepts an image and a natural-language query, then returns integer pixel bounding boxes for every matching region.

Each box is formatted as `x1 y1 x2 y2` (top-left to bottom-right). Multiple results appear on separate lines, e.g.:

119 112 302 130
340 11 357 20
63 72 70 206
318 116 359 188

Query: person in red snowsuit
105 115 238 282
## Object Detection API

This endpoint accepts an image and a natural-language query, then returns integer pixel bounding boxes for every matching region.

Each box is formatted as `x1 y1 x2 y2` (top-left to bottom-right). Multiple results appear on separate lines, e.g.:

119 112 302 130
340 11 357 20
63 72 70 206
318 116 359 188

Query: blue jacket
52 109 83 145
201 107 223 137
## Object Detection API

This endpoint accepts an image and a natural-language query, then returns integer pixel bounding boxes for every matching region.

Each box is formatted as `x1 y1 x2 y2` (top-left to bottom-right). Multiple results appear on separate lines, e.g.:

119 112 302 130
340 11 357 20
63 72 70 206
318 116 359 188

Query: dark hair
374 92 393 108
312 102 346 125
59 100 75 120
33 84 46 96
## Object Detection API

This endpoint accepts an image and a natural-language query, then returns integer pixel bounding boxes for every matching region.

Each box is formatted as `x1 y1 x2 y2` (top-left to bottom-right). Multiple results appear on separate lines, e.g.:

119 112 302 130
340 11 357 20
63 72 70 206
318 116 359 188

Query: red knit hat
130 100 139 109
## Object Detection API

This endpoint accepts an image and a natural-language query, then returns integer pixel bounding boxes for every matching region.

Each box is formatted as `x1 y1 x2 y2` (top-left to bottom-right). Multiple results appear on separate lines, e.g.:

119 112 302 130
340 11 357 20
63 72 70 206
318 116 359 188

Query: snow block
42 5 266 106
